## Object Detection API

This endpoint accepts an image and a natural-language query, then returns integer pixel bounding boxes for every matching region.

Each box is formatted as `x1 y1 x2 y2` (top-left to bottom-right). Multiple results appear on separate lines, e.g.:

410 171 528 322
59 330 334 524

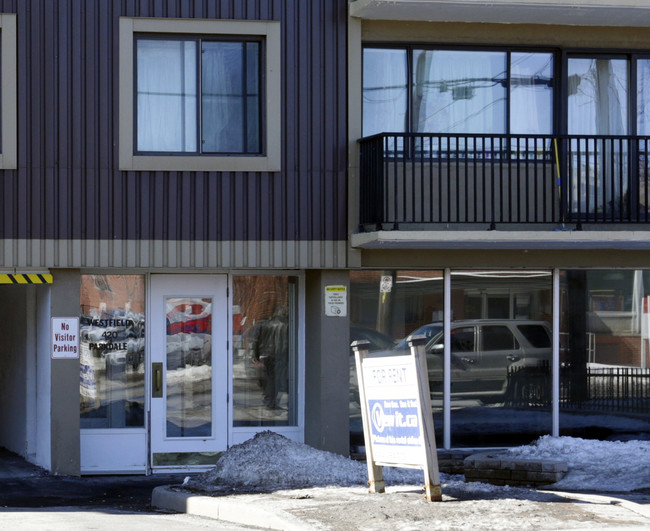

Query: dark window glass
517 324 551 348
451 327 475 353
482 325 518 350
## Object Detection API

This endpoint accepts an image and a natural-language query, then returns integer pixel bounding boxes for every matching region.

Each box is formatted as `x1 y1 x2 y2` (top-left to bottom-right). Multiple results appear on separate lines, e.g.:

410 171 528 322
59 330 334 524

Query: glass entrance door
149 274 228 467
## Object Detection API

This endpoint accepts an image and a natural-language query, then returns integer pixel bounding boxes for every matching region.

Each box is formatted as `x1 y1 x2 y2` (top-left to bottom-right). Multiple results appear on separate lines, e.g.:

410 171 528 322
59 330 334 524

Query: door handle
506 355 521 362
152 362 163 398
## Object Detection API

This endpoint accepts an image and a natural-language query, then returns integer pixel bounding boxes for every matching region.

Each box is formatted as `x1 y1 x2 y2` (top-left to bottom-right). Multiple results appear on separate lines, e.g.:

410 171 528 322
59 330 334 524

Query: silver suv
401 320 552 404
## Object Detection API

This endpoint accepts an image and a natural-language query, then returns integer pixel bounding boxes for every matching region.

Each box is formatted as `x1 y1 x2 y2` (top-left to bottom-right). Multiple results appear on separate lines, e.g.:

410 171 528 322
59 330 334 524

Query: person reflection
252 306 289 409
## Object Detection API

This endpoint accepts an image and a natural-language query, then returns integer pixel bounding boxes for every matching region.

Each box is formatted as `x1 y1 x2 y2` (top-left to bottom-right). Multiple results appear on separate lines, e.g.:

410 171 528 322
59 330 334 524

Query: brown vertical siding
0 0 347 242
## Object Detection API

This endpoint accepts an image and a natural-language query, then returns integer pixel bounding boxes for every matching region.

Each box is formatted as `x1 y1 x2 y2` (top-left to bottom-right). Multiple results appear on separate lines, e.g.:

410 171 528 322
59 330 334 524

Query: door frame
148 273 229 471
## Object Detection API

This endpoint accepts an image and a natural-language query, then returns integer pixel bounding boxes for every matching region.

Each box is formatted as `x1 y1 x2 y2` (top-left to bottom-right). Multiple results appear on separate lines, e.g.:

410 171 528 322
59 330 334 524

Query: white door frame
149 274 229 468
227 271 306 447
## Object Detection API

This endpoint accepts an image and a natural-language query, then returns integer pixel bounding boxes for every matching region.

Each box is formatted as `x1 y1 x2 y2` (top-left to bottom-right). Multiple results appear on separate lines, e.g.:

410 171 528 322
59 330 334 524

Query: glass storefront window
450 271 553 447
232 276 298 427
560 270 650 441
349 270 444 452
350 269 553 451
80 275 145 429
350 268 650 450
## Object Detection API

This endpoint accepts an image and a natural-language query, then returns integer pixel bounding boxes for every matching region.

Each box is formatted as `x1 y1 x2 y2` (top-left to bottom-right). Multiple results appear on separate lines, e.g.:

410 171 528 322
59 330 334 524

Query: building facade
348 1 650 452
2 0 650 476
0 0 351 475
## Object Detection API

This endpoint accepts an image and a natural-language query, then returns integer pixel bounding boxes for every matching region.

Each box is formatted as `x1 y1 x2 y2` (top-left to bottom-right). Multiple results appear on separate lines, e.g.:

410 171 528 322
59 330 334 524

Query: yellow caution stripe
0 273 53 284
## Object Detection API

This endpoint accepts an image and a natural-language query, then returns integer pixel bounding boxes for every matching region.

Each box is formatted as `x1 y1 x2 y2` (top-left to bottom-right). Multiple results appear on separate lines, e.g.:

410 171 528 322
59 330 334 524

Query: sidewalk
153 482 650 530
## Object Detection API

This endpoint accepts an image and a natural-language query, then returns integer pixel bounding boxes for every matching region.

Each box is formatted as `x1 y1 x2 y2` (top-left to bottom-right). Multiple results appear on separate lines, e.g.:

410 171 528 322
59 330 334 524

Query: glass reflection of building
79 275 146 429
350 269 650 451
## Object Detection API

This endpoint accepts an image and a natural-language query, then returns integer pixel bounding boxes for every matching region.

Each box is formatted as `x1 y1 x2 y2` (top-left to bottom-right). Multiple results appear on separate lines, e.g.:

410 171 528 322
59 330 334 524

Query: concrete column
50 269 81 475
304 270 350 456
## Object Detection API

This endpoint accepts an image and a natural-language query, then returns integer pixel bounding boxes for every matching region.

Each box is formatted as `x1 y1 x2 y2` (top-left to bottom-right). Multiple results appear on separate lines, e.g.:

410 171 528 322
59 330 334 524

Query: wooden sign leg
353 342 385 494
410 335 443 502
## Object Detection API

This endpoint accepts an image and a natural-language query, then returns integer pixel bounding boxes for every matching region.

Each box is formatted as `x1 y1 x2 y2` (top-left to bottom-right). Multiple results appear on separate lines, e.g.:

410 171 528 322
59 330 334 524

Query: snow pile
190 431 425 490
189 431 650 493
507 435 650 492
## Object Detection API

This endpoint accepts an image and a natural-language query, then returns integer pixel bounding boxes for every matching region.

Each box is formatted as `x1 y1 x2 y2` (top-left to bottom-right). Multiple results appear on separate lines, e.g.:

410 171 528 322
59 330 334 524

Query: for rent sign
353 335 441 501
362 357 423 465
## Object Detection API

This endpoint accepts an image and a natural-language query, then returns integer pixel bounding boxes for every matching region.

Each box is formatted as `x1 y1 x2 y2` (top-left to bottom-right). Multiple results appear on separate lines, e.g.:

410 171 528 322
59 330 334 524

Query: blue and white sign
361 355 425 465
369 398 420 445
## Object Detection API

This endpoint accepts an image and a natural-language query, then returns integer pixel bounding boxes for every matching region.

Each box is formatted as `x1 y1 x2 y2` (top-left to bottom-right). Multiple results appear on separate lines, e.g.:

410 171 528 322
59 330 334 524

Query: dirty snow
191 431 423 490
507 435 650 492
189 431 650 494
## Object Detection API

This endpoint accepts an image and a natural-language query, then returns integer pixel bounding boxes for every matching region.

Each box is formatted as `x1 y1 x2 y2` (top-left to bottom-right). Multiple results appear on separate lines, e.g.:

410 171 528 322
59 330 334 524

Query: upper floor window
568 57 628 136
119 18 281 172
136 37 262 155
0 14 17 169
363 46 554 137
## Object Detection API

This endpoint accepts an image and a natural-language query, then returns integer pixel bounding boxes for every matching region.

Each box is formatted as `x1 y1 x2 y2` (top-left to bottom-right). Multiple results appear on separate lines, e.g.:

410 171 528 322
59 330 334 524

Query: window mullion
243 42 248 154
197 38 203 155
407 47 413 134
506 52 511 136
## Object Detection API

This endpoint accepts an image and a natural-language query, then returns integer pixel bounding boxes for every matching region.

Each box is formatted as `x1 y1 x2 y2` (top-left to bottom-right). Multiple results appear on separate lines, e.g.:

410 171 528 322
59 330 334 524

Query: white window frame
119 17 281 172
228 271 305 447
0 14 17 169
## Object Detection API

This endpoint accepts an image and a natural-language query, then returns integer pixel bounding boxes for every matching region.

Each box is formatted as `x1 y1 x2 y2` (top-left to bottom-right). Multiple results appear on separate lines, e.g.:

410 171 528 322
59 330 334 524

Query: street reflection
80 275 145 429
232 276 296 427
165 298 212 437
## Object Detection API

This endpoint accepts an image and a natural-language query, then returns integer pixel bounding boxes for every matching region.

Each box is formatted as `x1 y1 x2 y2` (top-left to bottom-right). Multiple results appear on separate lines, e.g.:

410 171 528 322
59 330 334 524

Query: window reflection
349 270 444 454
350 269 650 451
80 275 145 429
560 270 650 441
413 50 507 134
232 276 297 426
165 297 212 438
450 270 553 447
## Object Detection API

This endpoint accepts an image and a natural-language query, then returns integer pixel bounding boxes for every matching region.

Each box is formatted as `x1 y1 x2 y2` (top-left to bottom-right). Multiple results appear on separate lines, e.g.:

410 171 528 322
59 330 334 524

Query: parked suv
404 320 552 404
349 319 552 456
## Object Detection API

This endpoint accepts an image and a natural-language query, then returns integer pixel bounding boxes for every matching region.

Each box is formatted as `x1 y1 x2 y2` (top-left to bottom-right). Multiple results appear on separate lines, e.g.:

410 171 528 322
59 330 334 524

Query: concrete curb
151 486 317 530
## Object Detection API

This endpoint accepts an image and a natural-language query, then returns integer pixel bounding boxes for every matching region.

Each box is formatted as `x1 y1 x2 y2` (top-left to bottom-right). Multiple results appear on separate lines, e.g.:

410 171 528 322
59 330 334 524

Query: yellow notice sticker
325 285 347 316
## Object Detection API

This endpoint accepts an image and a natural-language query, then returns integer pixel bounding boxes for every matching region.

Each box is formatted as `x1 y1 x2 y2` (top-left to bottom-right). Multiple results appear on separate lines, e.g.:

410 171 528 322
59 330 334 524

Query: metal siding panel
0 238 348 269
2 0 347 254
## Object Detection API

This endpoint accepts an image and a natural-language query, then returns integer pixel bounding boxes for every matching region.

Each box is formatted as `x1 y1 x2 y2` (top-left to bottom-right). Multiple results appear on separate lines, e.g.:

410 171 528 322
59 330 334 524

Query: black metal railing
561 366 650 414
505 364 650 413
358 133 650 229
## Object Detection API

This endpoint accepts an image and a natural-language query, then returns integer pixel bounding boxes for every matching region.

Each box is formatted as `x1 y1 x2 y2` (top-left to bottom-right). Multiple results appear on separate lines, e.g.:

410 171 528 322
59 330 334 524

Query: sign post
352 335 442 501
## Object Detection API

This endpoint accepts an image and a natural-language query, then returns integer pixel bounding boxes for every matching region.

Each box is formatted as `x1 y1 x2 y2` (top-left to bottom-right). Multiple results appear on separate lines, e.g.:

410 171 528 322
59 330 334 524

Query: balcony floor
351 228 650 250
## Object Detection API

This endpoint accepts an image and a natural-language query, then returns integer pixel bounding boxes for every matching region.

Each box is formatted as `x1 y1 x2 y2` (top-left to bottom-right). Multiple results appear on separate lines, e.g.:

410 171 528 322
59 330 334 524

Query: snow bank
507 435 650 492
189 431 650 493
190 431 424 490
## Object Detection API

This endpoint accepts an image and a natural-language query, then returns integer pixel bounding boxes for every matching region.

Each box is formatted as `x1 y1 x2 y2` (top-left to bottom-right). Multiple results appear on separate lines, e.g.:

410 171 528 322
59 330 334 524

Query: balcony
358 133 650 232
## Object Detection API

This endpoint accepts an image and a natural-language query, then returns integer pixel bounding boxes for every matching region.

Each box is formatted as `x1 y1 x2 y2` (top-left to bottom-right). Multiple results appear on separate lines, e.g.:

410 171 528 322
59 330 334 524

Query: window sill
119 153 281 173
